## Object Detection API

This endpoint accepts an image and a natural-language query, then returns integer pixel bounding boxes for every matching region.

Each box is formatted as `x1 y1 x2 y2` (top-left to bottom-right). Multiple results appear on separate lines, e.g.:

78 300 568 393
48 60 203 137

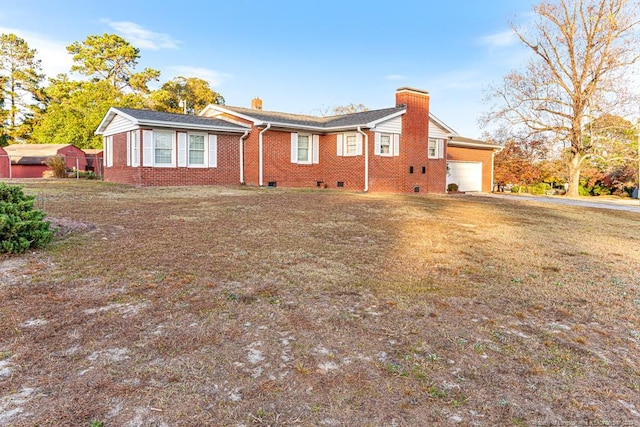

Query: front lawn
1 180 639 425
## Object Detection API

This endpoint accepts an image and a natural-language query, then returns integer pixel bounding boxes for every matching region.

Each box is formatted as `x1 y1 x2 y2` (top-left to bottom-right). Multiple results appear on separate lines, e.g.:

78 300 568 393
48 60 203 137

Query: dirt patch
47 217 96 237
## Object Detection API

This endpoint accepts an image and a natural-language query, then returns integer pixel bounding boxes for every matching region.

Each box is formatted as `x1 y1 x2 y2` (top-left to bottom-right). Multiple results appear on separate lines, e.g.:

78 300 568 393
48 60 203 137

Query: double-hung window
290 133 318 164
154 131 174 165
428 138 444 159
188 134 206 166
337 133 362 156
297 134 310 163
345 134 358 155
380 134 391 154
374 132 400 157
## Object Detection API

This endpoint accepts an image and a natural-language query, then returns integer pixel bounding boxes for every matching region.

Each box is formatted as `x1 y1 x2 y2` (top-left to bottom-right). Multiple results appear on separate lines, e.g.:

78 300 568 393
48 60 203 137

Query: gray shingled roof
116 108 249 130
221 105 405 129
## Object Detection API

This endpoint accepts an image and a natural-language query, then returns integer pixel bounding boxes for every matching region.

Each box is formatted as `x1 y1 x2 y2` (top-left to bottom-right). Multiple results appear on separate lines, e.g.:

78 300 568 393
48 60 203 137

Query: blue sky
1 0 537 138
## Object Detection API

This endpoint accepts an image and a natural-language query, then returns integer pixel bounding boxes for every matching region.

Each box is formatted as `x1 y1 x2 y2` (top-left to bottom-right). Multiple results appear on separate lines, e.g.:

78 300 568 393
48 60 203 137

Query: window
189 134 206 166
428 138 444 159
297 134 310 163
154 131 174 165
290 133 318 164
345 135 357 155
374 132 400 156
337 133 362 157
380 134 391 154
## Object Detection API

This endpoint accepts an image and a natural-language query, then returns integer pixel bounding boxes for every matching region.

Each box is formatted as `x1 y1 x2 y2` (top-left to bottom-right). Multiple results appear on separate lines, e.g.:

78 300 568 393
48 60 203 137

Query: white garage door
447 161 483 192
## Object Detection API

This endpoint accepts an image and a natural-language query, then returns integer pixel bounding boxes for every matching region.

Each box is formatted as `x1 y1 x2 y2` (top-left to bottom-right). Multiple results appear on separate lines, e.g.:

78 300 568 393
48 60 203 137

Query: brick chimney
395 87 439 193
251 97 263 110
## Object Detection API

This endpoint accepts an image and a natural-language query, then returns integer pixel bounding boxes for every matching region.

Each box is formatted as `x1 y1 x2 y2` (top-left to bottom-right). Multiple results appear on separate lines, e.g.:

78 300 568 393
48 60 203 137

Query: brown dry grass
1 179 639 426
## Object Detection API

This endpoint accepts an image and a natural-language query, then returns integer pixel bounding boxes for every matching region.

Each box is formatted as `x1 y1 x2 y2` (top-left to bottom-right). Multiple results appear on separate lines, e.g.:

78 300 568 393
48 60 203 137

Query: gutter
239 130 250 184
357 126 369 192
259 124 271 186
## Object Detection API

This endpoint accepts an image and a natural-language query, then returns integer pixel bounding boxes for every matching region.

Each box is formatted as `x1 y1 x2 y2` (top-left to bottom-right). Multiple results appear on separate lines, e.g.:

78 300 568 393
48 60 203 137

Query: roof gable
96 107 250 135
201 105 407 132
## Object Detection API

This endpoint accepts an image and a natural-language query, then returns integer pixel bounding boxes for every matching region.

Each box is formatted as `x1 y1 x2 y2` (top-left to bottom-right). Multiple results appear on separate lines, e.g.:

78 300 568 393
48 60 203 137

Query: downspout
239 130 249 184
357 126 369 192
259 124 271 187
491 150 496 193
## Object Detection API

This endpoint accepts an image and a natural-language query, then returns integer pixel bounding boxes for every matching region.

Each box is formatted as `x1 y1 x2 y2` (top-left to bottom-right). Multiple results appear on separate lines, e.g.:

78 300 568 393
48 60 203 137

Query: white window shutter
106 136 113 167
103 137 108 166
438 139 444 159
393 134 400 157
355 133 363 156
177 133 187 167
336 134 343 156
209 134 218 167
374 133 381 155
312 134 319 164
290 132 298 164
132 131 140 166
126 132 131 166
142 130 153 166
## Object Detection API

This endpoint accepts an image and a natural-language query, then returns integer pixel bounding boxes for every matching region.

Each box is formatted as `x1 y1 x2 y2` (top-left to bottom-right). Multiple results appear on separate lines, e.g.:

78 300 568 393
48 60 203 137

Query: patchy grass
1 179 639 426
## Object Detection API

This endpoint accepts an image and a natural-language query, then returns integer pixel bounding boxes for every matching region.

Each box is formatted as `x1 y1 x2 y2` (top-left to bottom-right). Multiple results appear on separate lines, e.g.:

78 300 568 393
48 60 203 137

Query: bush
45 156 67 178
578 186 590 196
447 183 459 192
0 183 54 254
528 182 551 195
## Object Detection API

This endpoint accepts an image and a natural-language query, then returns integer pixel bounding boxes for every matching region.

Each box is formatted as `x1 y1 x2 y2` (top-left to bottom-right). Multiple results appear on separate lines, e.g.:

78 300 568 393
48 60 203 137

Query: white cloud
0 26 72 78
167 66 232 87
479 29 518 49
385 74 406 81
102 19 179 50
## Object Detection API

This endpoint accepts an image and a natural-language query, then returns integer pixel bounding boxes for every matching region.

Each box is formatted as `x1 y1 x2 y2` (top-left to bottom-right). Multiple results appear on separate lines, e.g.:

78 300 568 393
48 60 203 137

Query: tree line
0 33 224 149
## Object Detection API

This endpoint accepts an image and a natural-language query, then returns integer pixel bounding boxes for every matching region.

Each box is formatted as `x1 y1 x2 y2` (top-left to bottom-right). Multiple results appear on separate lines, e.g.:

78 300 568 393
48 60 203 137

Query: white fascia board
429 112 458 135
262 122 374 133
138 120 250 133
199 104 264 125
448 140 502 150
365 109 406 128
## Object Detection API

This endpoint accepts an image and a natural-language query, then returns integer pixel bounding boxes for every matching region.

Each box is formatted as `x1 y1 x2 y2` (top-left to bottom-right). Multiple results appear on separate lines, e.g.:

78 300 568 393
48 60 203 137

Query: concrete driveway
470 193 640 214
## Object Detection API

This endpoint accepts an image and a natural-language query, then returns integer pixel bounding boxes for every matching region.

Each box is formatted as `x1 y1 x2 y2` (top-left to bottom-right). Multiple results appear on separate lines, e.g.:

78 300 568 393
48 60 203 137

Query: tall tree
483 0 640 197
0 33 44 143
150 76 224 114
32 79 146 149
67 33 159 92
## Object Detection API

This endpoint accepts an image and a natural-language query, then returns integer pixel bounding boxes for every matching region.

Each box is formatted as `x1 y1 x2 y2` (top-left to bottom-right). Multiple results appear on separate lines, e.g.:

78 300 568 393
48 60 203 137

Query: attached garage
447 161 483 192
447 137 502 192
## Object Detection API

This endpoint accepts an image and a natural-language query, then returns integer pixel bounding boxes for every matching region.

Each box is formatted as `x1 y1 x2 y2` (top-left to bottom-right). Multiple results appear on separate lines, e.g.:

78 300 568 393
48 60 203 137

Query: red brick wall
395 88 446 194
447 146 494 192
105 132 141 185
321 133 366 191
104 130 241 187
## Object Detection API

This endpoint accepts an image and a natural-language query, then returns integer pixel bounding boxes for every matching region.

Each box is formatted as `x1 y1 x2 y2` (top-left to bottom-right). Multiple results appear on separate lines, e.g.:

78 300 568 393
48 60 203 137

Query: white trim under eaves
448 140 502 150
136 119 250 133
366 109 406 128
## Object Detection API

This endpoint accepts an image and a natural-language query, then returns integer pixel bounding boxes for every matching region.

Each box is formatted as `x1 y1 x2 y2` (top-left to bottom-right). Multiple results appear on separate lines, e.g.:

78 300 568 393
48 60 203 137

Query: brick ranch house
96 87 500 193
